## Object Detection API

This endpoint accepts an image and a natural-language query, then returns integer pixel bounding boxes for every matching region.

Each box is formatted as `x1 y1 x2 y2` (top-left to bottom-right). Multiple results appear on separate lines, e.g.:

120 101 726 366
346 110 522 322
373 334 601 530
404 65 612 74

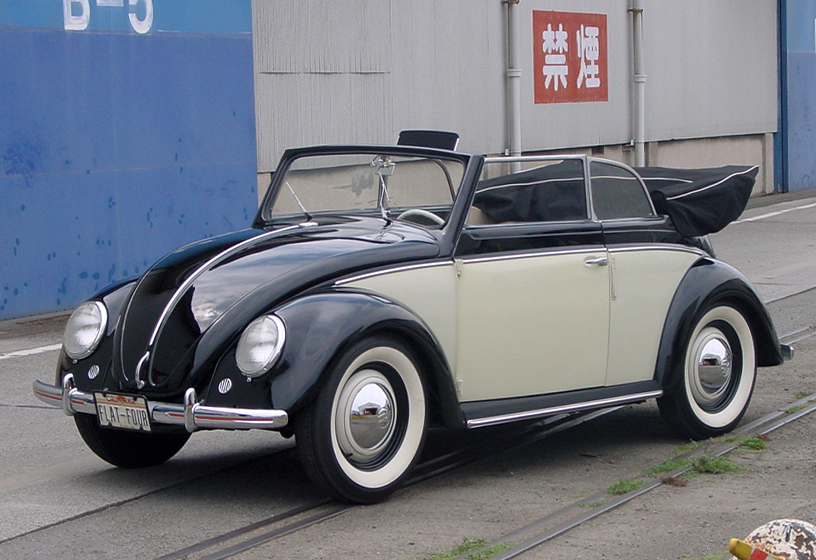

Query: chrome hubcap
336 369 397 464
690 328 733 408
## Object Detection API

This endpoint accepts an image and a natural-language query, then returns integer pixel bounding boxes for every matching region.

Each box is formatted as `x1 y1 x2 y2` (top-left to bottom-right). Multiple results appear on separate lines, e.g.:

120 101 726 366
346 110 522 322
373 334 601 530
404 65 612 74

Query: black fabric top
636 165 758 237
473 160 587 223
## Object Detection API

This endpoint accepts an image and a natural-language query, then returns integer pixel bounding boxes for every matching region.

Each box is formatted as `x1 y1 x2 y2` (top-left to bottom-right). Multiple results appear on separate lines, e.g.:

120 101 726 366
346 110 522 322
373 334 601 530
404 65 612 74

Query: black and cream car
34 133 791 503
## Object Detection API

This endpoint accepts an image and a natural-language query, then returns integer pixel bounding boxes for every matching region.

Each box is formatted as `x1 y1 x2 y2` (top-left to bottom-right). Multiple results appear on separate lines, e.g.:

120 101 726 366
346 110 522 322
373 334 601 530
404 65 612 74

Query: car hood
112 218 440 395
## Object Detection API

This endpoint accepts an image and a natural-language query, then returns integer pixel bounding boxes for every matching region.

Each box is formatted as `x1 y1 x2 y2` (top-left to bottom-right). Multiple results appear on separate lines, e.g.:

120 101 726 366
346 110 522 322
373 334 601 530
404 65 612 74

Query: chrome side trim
607 244 705 257
465 390 663 429
32 379 289 432
460 247 601 265
334 261 452 286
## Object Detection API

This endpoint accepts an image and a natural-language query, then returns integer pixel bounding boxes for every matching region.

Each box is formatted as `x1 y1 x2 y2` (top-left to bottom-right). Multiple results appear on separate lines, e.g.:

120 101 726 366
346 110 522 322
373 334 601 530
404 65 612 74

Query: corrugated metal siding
644 0 777 141
254 0 391 74
254 0 506 171
253 0 778 170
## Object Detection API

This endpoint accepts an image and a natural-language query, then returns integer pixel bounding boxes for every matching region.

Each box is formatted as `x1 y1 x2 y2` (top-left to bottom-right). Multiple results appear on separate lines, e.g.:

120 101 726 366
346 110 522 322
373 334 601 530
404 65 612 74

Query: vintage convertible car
34 132 792 503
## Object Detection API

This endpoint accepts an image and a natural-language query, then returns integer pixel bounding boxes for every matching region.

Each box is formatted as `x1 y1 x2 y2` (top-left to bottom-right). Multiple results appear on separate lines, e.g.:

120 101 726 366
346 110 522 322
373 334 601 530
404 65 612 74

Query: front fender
269 290 464 428
654 258 784 387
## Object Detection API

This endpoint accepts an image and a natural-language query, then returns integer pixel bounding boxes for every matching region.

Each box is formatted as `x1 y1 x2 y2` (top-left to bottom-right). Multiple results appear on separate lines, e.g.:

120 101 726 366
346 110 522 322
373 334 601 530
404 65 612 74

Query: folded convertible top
636 165 758 237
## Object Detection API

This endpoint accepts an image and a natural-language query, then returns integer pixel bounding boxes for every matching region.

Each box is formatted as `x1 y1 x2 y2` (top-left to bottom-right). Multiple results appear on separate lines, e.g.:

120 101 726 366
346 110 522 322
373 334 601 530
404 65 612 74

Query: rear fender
655 258 783 389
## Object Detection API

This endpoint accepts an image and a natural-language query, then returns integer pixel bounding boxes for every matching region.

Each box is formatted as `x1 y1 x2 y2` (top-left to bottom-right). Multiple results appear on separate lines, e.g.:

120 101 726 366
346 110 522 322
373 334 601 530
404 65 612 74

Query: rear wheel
659 304 756 439
295 337 427 503
74 413 190 468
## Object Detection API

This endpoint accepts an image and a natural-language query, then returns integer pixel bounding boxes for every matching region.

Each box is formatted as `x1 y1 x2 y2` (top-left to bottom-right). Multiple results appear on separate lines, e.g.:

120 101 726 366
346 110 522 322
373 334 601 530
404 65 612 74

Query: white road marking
0 343 62 361
735 201 816 224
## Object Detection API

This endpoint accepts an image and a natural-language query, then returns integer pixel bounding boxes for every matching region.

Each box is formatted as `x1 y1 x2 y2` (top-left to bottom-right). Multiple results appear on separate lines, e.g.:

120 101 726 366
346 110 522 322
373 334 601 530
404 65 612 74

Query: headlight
63 301 108 360
236 315 286 378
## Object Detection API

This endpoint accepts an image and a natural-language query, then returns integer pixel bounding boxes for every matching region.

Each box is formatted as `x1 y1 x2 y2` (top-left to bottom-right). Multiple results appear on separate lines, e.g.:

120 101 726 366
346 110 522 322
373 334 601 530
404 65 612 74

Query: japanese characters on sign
533 11 608 104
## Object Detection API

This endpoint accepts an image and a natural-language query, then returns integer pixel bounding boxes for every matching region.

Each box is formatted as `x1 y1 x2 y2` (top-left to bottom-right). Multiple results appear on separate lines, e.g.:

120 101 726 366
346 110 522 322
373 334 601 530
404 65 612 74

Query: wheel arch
270 290 464 429
655 258 783 389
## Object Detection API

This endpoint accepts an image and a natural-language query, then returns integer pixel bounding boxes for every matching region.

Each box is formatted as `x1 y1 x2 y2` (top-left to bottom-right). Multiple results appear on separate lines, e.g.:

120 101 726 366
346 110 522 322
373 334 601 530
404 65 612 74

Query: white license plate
94 392 151 432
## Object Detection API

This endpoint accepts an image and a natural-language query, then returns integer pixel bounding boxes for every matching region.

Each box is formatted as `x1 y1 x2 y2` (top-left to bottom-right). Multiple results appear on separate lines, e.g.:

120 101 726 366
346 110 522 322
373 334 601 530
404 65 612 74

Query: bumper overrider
33 374 289 433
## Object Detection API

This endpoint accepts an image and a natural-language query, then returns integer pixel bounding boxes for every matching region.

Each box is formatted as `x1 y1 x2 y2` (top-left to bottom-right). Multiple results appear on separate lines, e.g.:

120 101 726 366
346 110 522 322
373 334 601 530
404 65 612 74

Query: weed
607 478 646 495
738 437 766 451
646 456 691 477
424 538 489 560
690 455 741 474
424 537 517 560
676 440 700 454
794 390 813 400
578 500 606 508
466 541 517 560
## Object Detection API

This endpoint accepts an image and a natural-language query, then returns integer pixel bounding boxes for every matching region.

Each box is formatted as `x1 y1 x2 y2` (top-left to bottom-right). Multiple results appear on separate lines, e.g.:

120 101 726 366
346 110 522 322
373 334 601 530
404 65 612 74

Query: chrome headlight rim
236 314 286 378
63 301 108 360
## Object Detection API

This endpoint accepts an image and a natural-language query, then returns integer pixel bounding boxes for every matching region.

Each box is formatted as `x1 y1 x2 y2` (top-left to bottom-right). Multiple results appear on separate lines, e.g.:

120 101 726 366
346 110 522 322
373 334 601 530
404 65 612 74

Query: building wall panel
0 5 256 320
644 0 777 141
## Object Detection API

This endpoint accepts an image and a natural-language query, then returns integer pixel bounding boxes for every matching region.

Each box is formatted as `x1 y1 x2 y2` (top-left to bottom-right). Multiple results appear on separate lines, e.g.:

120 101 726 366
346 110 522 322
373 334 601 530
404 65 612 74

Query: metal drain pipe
506 0 522 172
630 0 646 167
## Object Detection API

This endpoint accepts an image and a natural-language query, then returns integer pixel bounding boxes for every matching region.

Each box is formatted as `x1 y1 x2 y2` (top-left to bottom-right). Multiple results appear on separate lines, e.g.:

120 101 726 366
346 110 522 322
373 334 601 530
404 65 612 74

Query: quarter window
590 162 654 220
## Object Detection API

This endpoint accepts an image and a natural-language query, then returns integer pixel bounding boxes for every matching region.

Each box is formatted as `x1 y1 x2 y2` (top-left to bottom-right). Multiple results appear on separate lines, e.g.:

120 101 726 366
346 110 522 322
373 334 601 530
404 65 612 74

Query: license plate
94 392 151 432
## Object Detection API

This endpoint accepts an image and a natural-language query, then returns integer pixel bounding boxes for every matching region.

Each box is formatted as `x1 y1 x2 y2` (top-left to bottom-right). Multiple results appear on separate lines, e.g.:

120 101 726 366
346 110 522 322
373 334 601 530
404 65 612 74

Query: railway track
148 327 816 560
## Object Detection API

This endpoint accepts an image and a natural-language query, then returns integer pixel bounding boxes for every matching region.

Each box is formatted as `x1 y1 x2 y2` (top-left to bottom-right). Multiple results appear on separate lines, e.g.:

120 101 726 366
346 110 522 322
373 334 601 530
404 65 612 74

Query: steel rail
150 409 620 560
464 395 816 560
151 328 813 560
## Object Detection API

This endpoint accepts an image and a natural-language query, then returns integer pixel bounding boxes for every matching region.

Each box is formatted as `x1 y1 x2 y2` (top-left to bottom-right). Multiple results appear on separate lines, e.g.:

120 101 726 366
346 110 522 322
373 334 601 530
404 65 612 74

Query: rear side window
590 162 654 220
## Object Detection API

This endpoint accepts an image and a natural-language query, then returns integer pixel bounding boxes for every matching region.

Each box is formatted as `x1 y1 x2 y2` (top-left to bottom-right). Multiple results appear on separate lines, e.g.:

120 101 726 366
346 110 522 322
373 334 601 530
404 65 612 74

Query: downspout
629 0 646 167
506 0 522 172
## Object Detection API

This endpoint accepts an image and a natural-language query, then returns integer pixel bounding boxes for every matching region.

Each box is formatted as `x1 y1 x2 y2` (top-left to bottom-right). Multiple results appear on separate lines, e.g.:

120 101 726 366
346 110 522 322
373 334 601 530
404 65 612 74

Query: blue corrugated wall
0 1 257 320
781 0 816 192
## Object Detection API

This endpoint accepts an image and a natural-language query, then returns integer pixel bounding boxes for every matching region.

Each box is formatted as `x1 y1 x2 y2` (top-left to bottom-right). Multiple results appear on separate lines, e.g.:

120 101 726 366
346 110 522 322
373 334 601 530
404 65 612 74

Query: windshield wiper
285 181 312 221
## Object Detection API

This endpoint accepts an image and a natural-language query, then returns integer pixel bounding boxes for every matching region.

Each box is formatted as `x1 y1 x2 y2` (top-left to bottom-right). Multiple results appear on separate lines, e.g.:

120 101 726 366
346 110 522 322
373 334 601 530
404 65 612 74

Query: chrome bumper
33 374 288 433
781 344 794 361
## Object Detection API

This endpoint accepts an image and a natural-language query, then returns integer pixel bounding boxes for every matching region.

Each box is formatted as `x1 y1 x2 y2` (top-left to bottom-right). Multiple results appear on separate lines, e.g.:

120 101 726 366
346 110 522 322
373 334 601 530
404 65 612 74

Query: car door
453 158 610 402
589 160 702 387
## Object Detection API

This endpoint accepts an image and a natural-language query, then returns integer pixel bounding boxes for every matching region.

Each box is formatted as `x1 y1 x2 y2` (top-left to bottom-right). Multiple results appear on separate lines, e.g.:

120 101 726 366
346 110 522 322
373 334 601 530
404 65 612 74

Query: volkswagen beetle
34 132 791 503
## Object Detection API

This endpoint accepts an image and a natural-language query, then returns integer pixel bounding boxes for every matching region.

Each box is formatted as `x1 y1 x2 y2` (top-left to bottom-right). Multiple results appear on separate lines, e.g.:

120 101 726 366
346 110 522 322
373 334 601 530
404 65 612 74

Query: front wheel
658 304 756 439
74 413 190 468
295 337 427 503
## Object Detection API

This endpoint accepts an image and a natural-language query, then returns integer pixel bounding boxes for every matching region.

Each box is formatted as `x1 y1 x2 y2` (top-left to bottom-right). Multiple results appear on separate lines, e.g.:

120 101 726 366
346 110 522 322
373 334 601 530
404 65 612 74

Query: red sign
533 11 608 104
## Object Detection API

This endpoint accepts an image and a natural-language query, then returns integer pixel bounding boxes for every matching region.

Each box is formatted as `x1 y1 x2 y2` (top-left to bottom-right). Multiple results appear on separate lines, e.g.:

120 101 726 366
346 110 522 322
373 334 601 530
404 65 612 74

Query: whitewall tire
295 337 427 503
659 304 756 439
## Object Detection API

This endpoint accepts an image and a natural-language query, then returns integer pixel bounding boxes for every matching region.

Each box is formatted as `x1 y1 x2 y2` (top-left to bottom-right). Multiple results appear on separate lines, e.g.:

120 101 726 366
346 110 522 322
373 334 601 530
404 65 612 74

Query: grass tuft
690 455 741 474
607 478 646 495
738 437 766 451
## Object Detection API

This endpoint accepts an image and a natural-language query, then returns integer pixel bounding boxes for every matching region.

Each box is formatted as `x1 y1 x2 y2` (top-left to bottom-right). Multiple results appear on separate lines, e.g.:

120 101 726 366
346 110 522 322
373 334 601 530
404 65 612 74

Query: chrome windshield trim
465 390 663 429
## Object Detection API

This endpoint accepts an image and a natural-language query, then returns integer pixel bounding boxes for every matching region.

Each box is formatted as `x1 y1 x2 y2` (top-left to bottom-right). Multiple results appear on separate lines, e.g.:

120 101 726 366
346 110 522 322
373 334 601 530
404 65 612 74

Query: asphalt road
1 191 814 559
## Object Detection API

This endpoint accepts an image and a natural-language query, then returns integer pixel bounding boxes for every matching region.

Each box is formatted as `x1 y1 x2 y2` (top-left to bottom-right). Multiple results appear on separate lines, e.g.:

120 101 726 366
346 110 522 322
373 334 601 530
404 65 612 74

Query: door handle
584 256 608 267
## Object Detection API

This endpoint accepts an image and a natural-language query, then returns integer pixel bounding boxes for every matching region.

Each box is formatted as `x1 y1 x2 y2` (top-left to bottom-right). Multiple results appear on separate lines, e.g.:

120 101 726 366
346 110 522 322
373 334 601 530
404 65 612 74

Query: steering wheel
396 208 445 226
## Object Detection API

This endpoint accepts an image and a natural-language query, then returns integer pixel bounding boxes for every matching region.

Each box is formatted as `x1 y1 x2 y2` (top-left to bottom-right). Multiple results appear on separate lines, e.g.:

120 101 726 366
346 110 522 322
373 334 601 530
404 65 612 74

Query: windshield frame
255 145 475 229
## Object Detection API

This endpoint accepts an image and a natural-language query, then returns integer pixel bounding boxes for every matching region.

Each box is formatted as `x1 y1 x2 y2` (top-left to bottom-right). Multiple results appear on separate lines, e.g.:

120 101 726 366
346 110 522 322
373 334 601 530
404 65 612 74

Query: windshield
263 152 466 228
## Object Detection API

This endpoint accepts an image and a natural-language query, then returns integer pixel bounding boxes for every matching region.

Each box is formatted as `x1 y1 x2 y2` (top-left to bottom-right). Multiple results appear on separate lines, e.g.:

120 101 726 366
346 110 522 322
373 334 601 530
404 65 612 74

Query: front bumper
33 374 289 433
